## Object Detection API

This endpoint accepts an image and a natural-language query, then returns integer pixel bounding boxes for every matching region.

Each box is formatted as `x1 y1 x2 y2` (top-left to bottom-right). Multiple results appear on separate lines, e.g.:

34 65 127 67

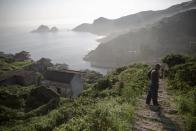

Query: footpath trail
133 79 185 131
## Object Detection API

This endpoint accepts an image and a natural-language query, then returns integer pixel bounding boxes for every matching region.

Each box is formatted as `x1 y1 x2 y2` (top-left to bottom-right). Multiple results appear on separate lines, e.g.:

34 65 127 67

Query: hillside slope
1 53 194 130
73 0 196 35
84 10 196 68
0 59 150 130
134 80 185 131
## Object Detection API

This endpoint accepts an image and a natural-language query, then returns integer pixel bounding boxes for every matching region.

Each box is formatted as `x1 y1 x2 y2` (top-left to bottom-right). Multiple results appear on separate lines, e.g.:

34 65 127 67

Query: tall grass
0 64 149 131
163 54 196 131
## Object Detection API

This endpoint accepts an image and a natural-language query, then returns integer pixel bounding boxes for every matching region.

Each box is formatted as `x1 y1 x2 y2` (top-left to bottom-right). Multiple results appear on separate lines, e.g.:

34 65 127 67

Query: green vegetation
12 60 32 69
82 70 103 84
4 51 196 131
0 55 32 75
2 52 195 130
162 54 196 131
53 64 149 131
0 55 149 131
162 54 187 68
0 85 36 96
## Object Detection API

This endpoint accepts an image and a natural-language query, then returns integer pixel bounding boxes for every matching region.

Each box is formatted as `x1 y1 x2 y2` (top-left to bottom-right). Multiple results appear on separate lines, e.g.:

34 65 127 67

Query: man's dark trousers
146 83 158 105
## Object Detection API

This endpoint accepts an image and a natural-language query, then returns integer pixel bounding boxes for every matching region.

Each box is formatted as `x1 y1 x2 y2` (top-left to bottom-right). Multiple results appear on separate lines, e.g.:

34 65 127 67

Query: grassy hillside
2 53 195 130
162 54 196 131
0 57 149 131
84 9 196 68
0 55 32 75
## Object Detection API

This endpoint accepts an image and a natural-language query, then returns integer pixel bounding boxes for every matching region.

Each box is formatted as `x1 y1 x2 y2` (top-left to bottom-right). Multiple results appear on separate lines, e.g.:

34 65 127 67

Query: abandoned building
0 70 37 86
42 69 84 97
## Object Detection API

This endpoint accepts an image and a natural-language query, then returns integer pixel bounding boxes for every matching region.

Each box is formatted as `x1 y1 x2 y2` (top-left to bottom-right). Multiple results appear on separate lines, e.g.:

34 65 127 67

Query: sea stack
32 25 59 33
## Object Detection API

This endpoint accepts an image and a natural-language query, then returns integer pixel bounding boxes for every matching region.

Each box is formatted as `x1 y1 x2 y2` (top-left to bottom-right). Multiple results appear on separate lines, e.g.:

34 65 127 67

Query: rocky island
50 26 58 32
32 25 59 33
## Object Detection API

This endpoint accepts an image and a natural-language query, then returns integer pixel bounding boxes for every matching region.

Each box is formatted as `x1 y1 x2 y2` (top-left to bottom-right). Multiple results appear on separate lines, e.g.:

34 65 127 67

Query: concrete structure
42 69 84 97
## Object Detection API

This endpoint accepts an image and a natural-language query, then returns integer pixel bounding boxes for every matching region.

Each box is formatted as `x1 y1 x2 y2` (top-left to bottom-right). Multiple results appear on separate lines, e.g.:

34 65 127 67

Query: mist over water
0 25 107 74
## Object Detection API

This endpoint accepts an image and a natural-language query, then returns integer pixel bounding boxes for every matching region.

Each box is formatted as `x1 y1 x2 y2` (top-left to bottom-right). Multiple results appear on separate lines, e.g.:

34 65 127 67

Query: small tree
14 51 31 61
36 58 53 73
162 54 186 68
83 70 103 84
95 77 112 90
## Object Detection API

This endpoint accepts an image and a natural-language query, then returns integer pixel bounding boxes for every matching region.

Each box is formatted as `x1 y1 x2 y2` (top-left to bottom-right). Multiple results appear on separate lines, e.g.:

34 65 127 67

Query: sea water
0 26 107 74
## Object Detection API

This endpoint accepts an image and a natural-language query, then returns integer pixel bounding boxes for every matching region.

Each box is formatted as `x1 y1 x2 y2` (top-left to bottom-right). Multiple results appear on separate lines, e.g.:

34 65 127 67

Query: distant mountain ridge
84 9 196 68
73 0 196 35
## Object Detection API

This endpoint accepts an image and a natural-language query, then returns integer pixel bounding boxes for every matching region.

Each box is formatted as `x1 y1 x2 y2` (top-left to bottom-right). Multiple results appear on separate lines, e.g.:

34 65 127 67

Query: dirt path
133 79 185 131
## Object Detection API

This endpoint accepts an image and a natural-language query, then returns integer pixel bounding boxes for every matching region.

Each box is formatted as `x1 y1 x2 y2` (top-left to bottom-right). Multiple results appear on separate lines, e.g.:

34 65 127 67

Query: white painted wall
70 74 83 97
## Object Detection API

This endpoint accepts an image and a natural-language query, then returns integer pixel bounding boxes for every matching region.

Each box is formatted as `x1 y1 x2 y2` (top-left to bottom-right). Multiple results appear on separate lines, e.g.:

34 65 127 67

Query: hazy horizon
0 0 190 29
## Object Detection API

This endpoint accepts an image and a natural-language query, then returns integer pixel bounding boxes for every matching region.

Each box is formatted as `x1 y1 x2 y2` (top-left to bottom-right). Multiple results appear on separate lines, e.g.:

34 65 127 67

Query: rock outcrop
50 27 59 32
32 25 59 33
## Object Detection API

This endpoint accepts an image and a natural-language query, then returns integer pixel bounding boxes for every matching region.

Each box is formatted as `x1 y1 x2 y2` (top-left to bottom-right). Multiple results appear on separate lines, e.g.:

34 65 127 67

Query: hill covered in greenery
0 53 149 131
0 53 195 131
84 9 196 68
162 54 196 131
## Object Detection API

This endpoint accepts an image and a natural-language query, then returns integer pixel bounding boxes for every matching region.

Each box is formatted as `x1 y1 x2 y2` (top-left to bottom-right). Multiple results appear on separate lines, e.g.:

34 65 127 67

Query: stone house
42 69 84 97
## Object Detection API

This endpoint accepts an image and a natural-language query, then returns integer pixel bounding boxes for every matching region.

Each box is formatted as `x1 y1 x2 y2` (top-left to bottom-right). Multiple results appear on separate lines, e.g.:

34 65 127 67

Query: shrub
114 66 128 75
168 62 196 91
184 114 196 131
14 51 31 61
176 95 194 113
95 78 112 90
162 54 187 68
164 54 196 131
90 99 134 131
0 62 149 131
83 70 103 84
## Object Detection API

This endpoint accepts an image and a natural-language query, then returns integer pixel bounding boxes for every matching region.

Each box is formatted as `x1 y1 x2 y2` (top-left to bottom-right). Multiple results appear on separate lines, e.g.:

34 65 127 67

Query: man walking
146 64 161 106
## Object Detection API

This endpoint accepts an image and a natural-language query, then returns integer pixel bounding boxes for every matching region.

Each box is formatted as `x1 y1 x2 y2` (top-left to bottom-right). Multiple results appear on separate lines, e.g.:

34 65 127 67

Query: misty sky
0 0 190 28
